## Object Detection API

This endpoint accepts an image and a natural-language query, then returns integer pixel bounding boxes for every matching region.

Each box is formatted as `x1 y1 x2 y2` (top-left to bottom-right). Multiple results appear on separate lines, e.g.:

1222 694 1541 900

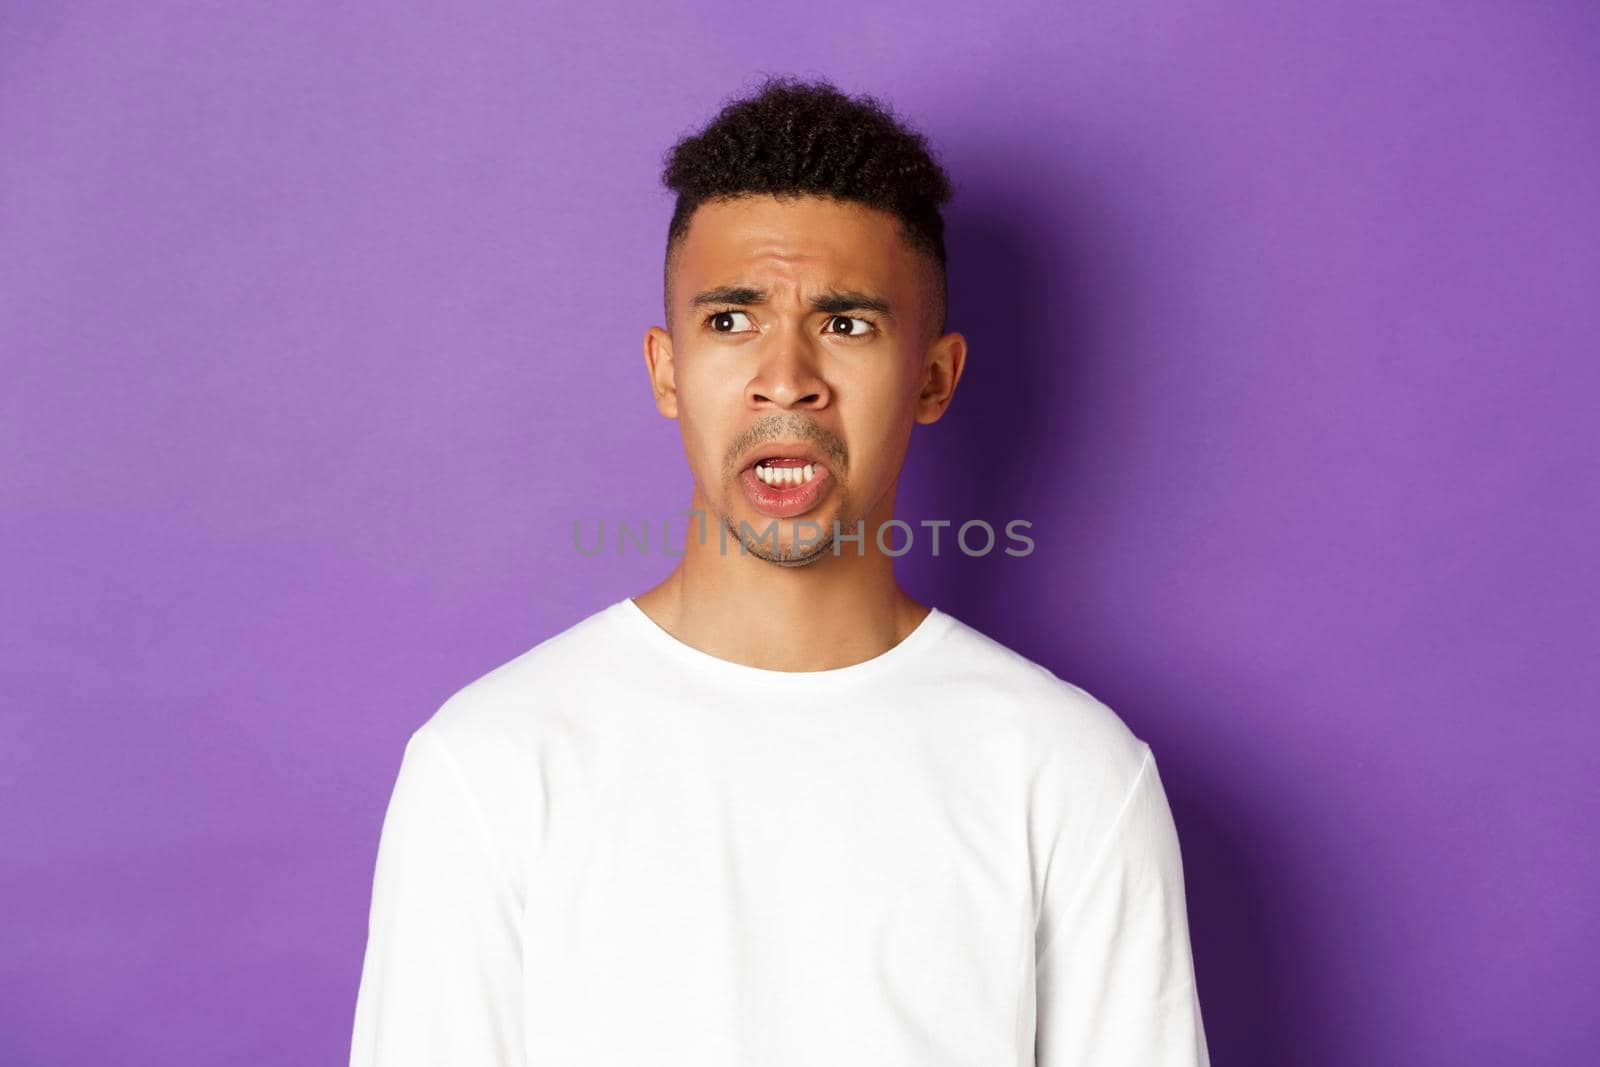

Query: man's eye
706 310 754 333
826 315 874 337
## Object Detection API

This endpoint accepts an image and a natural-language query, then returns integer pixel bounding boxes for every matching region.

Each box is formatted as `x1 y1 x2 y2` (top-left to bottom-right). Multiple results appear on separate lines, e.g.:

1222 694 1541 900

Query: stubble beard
718 484 853 568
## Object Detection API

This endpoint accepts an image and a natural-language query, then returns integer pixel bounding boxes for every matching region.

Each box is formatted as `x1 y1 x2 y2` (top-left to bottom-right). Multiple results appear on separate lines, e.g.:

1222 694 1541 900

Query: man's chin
722 512 841 565
764 549 828 569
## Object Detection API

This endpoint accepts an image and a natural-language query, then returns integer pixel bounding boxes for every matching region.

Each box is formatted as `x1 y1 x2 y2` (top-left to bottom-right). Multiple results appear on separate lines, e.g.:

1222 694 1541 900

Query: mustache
725 415 848 473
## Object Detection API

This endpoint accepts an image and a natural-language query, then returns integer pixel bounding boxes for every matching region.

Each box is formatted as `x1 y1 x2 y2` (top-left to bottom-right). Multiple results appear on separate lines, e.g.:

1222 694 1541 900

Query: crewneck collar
613 597 956 690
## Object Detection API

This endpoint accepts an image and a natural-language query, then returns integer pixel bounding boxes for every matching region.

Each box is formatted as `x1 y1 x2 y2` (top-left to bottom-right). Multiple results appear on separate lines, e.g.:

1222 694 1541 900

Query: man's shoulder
415 599 623 754
389 603 621 871
409 600 1150 790
933 614 1158 861
934 610 1150 781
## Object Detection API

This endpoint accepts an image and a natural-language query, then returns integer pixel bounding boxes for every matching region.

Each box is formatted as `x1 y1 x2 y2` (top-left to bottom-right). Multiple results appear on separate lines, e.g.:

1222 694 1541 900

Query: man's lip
753 457 824 471
741 443 830 470
739 462 832 518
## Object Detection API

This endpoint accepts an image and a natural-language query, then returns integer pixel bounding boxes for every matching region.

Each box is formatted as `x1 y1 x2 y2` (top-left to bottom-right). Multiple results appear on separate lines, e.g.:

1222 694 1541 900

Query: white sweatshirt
349 598 1210 1066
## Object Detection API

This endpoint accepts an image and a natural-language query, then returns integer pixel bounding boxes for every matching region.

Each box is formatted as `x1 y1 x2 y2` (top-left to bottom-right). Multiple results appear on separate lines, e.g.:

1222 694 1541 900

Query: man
350 76 1211 1066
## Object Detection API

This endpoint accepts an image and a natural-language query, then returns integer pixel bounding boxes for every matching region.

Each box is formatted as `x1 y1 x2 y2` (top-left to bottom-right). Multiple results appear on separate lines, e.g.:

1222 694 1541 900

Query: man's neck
631 494 930 673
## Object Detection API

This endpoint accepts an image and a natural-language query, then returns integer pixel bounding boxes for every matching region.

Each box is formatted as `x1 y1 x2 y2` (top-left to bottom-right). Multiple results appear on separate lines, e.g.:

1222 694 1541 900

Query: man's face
643 193 963 566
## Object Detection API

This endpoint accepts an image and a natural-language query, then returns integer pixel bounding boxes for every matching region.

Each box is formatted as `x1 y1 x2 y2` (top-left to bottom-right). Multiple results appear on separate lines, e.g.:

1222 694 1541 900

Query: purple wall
2 2 1595 1063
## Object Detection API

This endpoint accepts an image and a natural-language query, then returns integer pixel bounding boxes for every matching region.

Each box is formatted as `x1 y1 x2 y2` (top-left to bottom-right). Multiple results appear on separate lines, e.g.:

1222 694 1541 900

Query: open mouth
739 454 832 518
750 457 821 487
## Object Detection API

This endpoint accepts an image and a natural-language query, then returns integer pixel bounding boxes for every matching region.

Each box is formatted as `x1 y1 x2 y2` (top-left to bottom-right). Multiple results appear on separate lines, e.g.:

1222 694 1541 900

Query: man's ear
914 331 967 424
643 326 679 419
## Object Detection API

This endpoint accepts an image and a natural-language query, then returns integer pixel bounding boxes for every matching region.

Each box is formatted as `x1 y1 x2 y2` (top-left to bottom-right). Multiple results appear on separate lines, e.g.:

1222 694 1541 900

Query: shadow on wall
898 151 1110 648
897 139 1303 1066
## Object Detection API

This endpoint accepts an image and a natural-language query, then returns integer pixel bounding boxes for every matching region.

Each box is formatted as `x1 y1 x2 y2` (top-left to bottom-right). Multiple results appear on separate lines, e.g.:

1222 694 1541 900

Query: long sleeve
349 725 525 1067
1033 746 1211 1066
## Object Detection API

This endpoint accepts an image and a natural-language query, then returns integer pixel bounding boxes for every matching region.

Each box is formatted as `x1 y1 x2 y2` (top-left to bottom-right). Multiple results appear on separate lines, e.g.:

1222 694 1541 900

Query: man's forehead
676 196 909 289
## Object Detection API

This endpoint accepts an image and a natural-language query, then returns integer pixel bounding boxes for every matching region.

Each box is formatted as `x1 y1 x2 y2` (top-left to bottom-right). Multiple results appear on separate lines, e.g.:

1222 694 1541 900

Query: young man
350 77 1211 1066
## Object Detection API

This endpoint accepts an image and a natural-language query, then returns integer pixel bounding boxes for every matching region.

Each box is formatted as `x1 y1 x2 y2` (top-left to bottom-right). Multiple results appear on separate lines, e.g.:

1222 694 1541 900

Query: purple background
3 2 1596 1063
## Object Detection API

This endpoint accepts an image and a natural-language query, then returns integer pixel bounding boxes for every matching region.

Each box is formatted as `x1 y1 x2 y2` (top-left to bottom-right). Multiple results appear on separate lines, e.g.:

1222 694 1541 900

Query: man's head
643 77 966 566
660 76 954 339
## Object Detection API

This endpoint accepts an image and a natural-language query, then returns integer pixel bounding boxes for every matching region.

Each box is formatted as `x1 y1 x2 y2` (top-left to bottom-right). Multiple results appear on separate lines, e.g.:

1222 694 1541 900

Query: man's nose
747 335 830 410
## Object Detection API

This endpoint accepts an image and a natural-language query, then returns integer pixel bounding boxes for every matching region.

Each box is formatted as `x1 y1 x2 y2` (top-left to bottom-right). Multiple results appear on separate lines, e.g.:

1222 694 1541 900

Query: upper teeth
756 462 817 486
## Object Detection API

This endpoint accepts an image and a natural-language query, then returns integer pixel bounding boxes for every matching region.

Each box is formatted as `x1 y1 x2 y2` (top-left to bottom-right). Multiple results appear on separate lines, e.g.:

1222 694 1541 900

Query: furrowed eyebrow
688 286 894 318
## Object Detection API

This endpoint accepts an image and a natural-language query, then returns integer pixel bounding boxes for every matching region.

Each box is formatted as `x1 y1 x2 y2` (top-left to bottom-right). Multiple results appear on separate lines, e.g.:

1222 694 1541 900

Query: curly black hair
660 75 955 337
